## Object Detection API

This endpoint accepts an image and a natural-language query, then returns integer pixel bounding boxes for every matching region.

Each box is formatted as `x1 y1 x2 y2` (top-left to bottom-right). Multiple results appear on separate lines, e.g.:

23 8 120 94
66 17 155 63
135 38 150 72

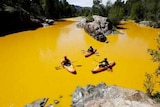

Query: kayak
62 63 77 74
85 49 97 57
91 61 116 74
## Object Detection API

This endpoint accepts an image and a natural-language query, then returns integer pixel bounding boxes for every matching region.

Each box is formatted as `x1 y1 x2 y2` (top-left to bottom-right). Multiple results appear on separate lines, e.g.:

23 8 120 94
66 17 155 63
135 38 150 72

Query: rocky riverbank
138 21 160 28
24 83 160 107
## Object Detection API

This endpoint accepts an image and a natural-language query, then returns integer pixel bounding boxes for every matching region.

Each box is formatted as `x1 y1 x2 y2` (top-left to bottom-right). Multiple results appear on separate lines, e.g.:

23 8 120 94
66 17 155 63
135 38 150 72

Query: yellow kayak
85 49 97 57
92 61 116 74
62 63 77 74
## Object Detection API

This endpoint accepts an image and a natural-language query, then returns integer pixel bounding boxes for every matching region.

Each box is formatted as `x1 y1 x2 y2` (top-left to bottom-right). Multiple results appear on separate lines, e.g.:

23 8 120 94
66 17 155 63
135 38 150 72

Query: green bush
144 33 160 103
152 92 160 103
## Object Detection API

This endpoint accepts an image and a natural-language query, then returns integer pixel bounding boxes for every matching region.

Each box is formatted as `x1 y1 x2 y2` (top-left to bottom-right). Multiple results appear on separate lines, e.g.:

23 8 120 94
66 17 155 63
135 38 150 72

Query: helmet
104 58 107 60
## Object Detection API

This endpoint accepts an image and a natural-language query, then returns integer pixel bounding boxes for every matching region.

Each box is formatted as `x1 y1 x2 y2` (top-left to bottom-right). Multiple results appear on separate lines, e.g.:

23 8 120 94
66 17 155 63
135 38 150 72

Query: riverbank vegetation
144 33 160 102
2 0 160 24
0 0 77 36
1 0 160 36
78 0 160 27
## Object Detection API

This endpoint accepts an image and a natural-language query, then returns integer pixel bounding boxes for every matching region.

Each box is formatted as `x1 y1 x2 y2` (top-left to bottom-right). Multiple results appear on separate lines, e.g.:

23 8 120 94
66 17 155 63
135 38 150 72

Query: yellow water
0 19 160 107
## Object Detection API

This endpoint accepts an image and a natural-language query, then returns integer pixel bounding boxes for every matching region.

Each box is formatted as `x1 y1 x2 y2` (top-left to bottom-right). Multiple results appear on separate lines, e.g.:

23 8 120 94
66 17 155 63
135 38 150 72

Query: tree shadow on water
0 26 40 37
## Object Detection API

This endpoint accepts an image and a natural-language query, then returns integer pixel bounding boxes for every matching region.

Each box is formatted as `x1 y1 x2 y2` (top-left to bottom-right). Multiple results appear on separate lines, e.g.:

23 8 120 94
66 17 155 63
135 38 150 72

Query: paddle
81 50 86 54
108 68 113 72
95 52 100 56
55 63 82 70
75 64 82 67
55 66 62 70
93 59 100 63
81 50 86 52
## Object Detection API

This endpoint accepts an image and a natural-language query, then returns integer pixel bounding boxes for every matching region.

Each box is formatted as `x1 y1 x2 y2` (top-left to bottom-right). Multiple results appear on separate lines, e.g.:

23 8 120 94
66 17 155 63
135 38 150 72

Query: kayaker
99 58 109 68
61 56 71 66
87 46 94 53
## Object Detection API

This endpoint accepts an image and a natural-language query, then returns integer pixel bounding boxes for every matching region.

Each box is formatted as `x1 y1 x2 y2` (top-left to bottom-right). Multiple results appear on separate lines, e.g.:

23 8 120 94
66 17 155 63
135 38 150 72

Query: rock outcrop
72 82 160 107
24 83 160 107
139 21 160 28
24 98 49 107
76 18 86 28
77 15 113 42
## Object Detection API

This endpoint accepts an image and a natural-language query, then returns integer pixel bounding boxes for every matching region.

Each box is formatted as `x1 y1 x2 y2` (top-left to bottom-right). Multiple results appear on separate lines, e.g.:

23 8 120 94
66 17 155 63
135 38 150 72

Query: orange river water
0 19 160 107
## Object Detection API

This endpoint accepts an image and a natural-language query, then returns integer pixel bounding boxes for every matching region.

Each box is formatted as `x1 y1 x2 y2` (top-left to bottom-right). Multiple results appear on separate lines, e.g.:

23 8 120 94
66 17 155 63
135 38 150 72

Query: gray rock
24 98 48 107
54 100 59 104
80 15 113 42
46 104 54 107
71 82 160 107
76 18 86 28
139 21 160 28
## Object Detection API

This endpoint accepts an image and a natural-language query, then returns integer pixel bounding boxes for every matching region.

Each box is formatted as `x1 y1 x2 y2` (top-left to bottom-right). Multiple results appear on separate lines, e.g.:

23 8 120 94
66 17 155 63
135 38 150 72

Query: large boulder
84 21 107 42
77 15 113 42
71 82 160 107
76 18 86 28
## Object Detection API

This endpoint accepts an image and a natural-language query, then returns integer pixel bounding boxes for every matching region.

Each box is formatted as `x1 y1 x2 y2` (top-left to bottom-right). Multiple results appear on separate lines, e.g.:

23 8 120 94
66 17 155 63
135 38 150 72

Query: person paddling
99 58 110 68
87 46 94 53
61 56 71 66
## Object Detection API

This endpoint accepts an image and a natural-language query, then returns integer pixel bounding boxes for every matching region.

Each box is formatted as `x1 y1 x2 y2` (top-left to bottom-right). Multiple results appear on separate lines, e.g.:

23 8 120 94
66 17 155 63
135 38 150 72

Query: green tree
143 0 157 21
45 0 54 18
30 0 44 16
93 0 102 5
92 0 101 15
108 0 125 25
157 2 160 20
125 0 160 22
125 0 140 15
108 6 124 25
144 33 160 101
92 0 107 16
129 1 144 22
79 7 91 17
143 73 155 97
148 33 160 76
105 0 112 17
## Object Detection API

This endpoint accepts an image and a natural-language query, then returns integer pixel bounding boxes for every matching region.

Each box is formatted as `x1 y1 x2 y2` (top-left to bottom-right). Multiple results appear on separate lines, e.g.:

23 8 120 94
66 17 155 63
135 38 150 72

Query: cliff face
0 2 54 36
0 4 43 36
72 82 160 107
